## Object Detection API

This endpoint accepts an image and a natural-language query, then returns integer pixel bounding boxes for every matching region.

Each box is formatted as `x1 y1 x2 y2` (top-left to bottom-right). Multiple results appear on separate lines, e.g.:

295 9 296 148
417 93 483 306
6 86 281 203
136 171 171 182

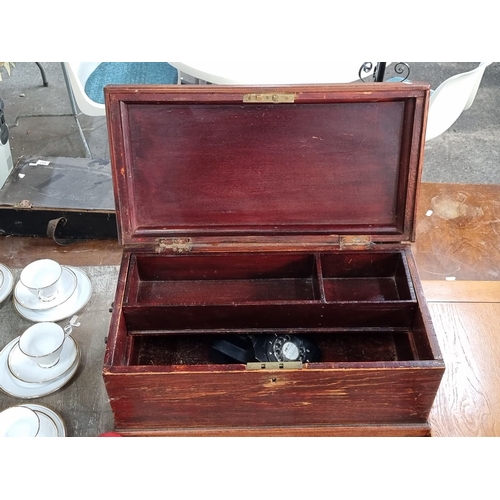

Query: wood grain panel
105 84 428 245
428 302 500 436
105 366 443 431
118 423 431 437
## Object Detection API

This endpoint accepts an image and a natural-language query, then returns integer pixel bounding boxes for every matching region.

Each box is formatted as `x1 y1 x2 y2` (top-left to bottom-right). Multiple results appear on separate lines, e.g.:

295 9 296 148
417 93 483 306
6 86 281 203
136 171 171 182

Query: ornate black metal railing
358 62 411 83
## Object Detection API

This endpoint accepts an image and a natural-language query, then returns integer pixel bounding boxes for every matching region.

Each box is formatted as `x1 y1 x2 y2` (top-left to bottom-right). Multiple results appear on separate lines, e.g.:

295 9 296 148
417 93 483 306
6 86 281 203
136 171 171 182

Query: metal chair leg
60 63 92 158
35 63 48 87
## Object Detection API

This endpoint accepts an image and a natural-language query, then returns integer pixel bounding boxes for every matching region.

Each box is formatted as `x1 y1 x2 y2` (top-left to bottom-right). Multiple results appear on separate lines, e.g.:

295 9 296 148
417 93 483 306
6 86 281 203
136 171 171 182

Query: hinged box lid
105 83 429 248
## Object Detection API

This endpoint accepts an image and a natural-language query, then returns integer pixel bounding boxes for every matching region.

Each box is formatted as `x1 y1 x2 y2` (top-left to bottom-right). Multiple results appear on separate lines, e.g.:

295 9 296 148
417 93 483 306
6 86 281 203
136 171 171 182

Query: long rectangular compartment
125 253 321 305
129 329 420 366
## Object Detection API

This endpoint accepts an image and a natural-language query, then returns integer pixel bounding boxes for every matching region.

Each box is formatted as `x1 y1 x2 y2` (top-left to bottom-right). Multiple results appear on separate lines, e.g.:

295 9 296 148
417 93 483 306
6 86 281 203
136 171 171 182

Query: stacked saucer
13 259 92 322
0 263 14 308
0 404 66 437
0 320 81 398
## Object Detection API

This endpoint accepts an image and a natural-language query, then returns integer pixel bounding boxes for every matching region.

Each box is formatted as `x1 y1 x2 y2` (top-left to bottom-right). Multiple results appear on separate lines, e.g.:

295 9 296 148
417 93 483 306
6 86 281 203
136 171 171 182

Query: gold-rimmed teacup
19 322 68 368
20 259 62 303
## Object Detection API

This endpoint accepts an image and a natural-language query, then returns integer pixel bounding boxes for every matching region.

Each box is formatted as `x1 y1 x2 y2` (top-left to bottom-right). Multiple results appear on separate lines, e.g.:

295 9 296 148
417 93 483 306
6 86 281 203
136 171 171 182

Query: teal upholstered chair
62 62 180 117
61 62 180 156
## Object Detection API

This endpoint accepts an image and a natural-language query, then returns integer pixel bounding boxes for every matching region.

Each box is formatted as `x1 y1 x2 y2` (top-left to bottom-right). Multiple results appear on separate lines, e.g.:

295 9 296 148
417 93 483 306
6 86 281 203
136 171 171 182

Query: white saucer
0 405 40 436
0 337 80 399
15 266 77 311
14 266 92 322
21 404 66 437
0 264 14 305
8 336 79 384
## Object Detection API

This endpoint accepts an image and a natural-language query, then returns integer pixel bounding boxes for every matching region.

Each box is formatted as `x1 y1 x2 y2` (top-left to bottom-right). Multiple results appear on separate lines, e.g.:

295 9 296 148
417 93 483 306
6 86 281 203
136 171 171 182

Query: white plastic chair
168 62 384 84
62 62 105 116
425 62 492 141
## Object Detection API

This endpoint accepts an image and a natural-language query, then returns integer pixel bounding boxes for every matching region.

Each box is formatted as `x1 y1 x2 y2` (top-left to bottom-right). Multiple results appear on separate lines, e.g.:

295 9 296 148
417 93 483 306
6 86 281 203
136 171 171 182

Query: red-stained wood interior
105 84 428 245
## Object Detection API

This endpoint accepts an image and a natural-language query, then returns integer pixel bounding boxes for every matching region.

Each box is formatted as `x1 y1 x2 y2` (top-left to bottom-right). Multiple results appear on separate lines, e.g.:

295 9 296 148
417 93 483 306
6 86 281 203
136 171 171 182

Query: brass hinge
246 361 303 370
155 237 193 254
339 235 373 250
243 93 295 104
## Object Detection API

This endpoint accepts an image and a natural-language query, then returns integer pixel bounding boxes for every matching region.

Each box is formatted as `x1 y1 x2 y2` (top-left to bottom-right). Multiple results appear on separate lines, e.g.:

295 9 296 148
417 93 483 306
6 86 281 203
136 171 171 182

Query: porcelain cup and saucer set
0 259 92 436
14 258 92 323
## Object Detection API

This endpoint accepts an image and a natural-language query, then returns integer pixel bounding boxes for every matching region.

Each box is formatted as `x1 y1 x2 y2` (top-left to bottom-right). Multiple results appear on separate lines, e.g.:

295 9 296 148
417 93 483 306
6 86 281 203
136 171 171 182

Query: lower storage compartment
129 330 418 366
104 317 444 434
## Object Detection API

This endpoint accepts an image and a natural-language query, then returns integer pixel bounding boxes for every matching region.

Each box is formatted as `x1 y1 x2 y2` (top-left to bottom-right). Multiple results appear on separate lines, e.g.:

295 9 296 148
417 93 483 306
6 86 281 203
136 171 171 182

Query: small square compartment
320 252 415 302
125 253 321 305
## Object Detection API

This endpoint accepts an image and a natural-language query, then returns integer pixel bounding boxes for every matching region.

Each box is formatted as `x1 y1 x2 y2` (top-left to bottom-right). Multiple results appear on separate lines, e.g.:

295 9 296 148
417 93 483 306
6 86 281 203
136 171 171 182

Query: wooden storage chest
103 83 445 436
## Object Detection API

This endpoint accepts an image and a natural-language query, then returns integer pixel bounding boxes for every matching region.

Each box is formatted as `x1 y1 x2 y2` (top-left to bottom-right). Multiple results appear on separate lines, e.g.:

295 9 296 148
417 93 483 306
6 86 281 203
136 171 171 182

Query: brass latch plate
243 93 295 104
246 361 303 370
339 235 373 250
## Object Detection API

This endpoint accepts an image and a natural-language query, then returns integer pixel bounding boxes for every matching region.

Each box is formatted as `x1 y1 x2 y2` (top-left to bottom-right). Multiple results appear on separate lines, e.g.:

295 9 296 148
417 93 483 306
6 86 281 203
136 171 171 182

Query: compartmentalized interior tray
115 249 431 368
124 251 416 306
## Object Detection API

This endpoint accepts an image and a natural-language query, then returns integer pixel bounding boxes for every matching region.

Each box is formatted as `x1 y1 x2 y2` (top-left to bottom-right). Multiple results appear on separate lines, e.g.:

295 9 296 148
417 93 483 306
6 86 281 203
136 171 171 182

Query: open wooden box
103 83 445 436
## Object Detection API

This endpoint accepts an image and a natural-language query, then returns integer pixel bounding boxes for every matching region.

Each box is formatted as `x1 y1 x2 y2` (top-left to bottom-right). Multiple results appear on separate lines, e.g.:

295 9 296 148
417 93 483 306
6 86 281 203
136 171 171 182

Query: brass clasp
246 361 303 370
243 93 295 103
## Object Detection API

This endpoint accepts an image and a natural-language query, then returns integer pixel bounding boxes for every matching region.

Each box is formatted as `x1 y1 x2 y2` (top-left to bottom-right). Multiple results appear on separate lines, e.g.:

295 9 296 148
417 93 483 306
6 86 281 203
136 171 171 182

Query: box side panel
103 252 130 367
104 366 444 431
405 247 444 360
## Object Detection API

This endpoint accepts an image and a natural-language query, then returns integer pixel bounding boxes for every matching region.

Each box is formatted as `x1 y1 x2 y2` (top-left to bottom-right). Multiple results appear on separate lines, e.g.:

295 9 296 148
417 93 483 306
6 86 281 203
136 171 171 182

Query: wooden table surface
414 182 500 281
424 282 500 436
1 181 499 436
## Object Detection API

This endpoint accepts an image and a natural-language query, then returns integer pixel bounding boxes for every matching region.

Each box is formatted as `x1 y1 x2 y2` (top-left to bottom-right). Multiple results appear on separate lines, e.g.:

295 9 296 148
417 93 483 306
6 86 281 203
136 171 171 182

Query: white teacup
19 322 69 368
0 406 40 437
20 259 62 302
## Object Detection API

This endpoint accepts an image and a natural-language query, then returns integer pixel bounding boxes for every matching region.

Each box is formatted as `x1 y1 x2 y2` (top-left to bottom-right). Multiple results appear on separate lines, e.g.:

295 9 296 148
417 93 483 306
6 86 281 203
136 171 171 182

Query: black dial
211 333 320 364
